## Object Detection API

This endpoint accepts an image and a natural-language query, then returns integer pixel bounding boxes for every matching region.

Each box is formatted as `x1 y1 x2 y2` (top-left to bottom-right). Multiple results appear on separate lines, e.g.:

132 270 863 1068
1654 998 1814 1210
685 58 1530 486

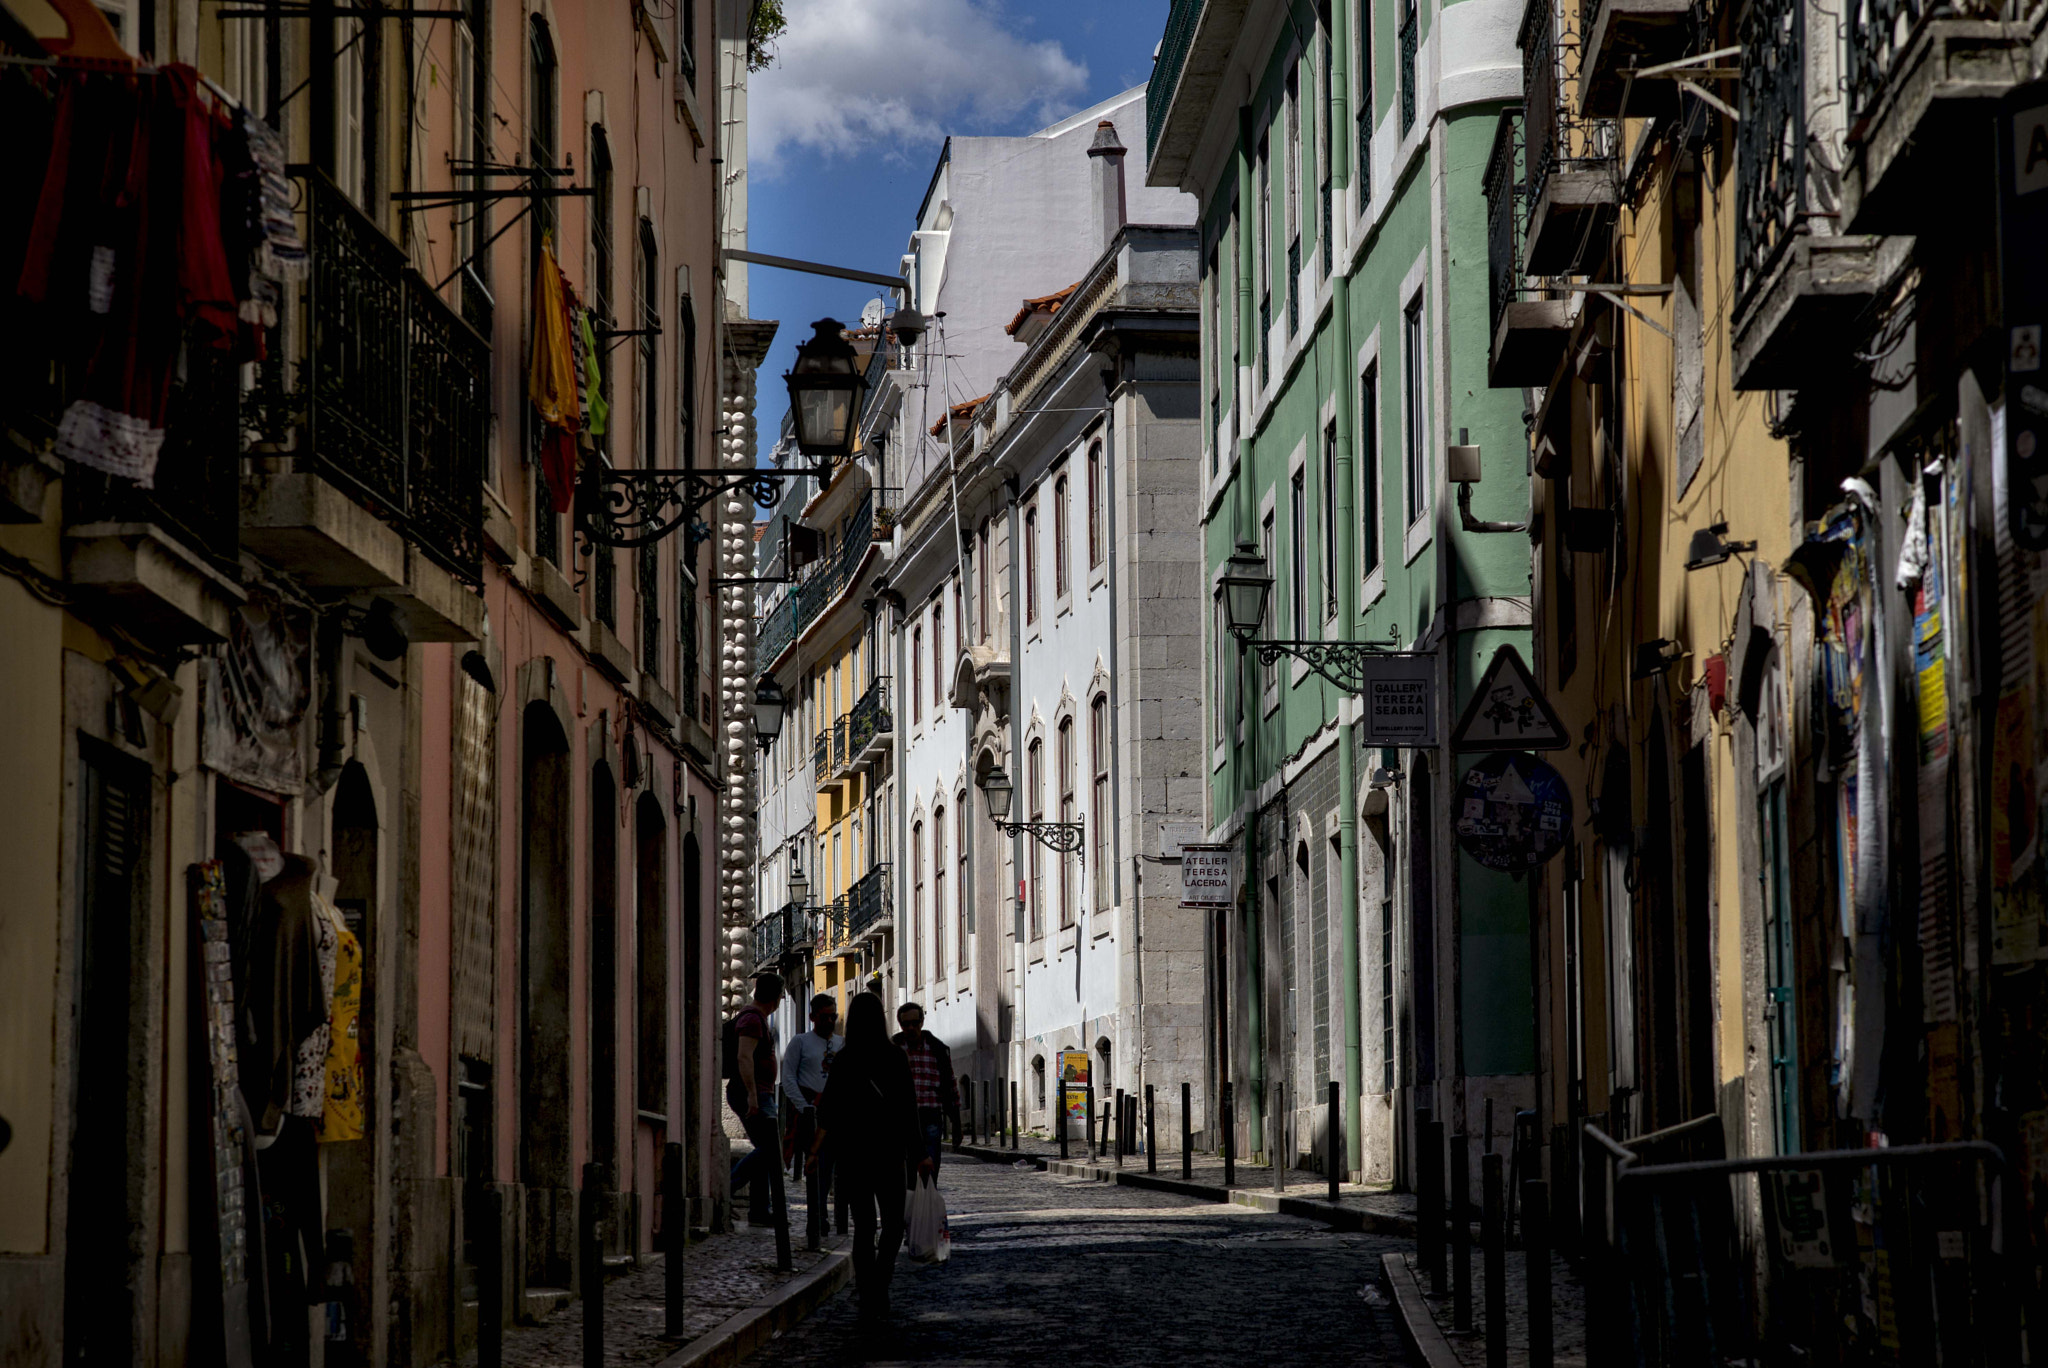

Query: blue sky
744 0 1170 464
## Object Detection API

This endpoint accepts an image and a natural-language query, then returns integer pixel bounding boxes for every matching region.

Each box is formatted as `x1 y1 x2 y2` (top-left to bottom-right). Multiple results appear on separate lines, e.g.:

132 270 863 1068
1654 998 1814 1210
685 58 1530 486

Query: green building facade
1148 0 1537 1182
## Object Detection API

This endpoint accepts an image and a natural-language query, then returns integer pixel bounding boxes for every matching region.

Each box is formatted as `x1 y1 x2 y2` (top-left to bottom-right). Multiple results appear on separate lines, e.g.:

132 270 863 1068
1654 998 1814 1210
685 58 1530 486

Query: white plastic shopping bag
905 1173 951 1263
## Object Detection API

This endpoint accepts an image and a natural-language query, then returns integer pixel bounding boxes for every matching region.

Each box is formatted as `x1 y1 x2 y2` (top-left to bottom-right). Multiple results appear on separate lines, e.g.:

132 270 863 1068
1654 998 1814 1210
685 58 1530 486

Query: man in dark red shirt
726 972 785 1225
892 1002 959 1172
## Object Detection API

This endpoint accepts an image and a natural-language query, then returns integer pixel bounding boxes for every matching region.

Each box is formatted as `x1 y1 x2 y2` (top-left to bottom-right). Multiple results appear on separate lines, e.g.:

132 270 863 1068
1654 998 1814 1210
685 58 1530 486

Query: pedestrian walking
815 992 928 1325
723 972 784 1226
781 993 840 1184
892 1001 960 1171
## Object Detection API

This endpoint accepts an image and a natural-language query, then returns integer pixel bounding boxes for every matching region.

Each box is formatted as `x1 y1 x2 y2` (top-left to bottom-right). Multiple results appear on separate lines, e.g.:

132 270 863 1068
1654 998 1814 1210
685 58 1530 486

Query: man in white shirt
782 993 841 1239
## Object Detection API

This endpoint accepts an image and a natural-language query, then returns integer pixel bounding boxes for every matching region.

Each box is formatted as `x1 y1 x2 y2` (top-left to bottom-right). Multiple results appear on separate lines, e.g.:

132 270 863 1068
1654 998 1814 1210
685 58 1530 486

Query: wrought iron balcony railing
1149 0 1204 162
846 676 894 761
295 172 486 583
1734 0 1804 309
1486 108 1530 347
831 713 851 777
757 488 876 669
1522 0 1616 219
846 863 893 937
813 727 832 782
1399 0 1420 132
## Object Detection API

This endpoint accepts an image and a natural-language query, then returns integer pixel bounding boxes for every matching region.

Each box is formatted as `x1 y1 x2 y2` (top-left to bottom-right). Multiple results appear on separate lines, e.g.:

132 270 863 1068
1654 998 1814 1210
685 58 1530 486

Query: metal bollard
1273 1081 1286 1193
768 1131 793 1272
1327 1080 1341 1204
1451 1132 1472 1334
1180 1081 1192 1180
1483 1151 1506 1368
1419 1113 1445 1294
1525 1179 1553 1368
1222 1081 1235 1187
477 1185 503 1368
1010 1080 1019 1150
1085 1083 1095 1163
1059 1077 1070 1160
1146 1084 1157 1174
581 1162 604 1368
663 1144 686 1336
1115 1089 1125 1167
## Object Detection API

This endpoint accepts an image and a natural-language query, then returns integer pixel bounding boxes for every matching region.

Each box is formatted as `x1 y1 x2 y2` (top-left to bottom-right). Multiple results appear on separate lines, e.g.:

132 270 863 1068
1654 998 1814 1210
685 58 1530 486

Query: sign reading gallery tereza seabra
1358 654 1437 747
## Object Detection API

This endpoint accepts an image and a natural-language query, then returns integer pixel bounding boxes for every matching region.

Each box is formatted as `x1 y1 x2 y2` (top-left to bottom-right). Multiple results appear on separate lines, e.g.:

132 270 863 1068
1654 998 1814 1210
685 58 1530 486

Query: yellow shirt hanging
318 920 365 1142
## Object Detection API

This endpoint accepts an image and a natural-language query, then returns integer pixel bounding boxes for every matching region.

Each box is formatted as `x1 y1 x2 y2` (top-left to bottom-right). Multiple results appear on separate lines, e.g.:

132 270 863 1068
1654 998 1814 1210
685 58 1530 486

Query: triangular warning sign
1450 644 1568 751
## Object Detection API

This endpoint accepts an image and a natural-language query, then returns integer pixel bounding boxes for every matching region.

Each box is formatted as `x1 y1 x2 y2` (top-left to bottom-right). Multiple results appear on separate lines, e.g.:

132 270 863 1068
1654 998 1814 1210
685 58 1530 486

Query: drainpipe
1235 101 1264 1156
1099 362 1129 1101
1006 475 1027 1090
1330 0 1365 1182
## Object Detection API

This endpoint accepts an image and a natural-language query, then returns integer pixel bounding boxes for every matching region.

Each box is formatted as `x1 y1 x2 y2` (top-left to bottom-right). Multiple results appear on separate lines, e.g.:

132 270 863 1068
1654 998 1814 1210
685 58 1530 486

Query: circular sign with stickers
1454 751 1572 873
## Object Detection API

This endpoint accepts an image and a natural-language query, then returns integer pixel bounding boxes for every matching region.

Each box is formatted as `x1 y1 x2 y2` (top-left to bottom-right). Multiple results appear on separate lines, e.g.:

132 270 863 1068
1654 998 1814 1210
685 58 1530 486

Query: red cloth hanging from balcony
528 232 581 513
17 64 238 487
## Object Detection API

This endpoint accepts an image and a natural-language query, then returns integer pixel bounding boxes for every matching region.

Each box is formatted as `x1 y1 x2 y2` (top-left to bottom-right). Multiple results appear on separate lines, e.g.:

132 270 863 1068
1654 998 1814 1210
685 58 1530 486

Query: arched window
932 806 947 979
1057 718 1076 928
932 599 945 709
910 822 924 986
977 519 991 640
1091 695 1110 910
1024 503 1040 624
1087 441 1104 568
911 625 923 724
1027 739 1044 938
956 795 970 970
1053 475 1070 596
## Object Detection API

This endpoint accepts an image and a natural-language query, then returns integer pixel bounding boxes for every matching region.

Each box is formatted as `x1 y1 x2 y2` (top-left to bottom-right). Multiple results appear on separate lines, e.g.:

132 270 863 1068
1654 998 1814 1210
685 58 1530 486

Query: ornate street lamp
786 847 809 910
576 317 869 549
1216 540 1409 694
753 673 787 749
785 318 867 463
977 765 1084 855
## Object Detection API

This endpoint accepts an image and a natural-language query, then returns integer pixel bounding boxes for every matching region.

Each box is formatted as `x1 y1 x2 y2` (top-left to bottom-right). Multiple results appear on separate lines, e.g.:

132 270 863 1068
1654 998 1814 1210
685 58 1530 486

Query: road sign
1454 751 1573 872
1179 844 1235 907
1357 653 1437 746
1451 644 1568 750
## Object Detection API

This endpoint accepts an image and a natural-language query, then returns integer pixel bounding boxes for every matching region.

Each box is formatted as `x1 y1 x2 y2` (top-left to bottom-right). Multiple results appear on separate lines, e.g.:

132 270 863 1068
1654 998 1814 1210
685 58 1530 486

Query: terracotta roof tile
1003 281 1080 337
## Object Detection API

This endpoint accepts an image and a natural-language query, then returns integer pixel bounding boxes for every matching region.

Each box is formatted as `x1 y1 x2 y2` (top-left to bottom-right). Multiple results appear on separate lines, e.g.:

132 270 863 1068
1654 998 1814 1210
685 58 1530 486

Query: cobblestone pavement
497 1222 837 1366
1399 1249 1588 1368
751 1155 1420 1367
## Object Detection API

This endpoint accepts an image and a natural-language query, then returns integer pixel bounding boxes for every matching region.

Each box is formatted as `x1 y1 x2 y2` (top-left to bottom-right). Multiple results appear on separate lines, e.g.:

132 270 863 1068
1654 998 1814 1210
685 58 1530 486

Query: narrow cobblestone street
754 1157 1419 1367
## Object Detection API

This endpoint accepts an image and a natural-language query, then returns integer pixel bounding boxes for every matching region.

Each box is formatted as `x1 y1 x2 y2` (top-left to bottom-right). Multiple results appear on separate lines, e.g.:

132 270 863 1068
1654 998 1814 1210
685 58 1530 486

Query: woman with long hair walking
814 991 929 1324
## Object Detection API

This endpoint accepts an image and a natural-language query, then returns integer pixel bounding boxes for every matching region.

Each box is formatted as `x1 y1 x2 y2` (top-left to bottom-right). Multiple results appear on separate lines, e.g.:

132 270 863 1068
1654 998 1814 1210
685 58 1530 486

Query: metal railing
757 488 875 669
1522 0 1616 219
1579 1118 2019 1366
812 728 831 782
1734 0 1804 310
301 172 485 583
752 905 792 968
1399 0 1420 132
831 714 850 775
846 863 892 936
846 676 893 759
1149 0 1205 161
1485 107 1528 345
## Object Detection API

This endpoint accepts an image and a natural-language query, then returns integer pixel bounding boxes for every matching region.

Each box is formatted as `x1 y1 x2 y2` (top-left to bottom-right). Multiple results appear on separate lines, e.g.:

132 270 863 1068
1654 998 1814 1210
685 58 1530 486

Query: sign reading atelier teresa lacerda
1454 751 1573 872
1179 843 1236 907
1450 644 1569 751
1357 653 1438 747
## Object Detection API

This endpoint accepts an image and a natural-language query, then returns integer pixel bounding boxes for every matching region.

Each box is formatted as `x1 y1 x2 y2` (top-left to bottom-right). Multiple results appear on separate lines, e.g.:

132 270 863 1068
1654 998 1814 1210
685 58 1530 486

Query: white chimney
1087 120 1128 256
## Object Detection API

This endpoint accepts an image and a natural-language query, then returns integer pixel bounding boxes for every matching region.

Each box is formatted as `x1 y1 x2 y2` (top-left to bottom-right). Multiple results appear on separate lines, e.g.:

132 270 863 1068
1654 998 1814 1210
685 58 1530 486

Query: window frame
1091 695 1110 912
1058 718 1077 930
1023 502 1040 625
1087 442 1104 569
1027 739 1045 940
1403 294 1428 529
1053 474 1071 598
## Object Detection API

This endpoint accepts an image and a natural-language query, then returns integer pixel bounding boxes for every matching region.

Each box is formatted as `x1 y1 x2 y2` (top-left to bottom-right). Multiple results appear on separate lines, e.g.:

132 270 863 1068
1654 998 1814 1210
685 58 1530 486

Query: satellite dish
860 298 885 328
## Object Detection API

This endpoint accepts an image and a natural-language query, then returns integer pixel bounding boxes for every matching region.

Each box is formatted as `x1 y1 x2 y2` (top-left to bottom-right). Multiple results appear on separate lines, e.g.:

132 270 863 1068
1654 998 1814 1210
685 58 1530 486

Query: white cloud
750 0 1090 174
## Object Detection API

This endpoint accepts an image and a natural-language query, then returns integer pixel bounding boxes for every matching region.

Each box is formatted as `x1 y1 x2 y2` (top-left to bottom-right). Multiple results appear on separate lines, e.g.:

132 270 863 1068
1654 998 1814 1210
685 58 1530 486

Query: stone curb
653 1247 852 1368
955 1143 1419 1237
1382 1250 1463 1368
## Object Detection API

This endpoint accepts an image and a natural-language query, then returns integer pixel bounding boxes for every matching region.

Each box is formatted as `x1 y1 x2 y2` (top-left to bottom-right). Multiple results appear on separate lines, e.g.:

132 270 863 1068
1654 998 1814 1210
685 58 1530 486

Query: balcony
846 676 894 768
243 173 485 636
757 489 876 670
845 863 893 940
1145 0 1255 188
1731 0 1889 390
1487 109 1572 388
813 727 832 784
58 339 247 645
1842 0 2040 232
1522 0 1618 275
752 901 810 969
1578 0 1697 118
